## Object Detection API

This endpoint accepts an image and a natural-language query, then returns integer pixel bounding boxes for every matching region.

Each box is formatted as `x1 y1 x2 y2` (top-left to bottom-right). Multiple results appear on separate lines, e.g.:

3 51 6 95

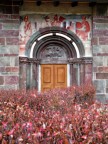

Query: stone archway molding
25 27 85 59
19 27 93 90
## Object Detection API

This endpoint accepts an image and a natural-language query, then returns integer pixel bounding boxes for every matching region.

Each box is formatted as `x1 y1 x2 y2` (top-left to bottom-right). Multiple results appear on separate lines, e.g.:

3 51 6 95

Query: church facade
0 0 108 102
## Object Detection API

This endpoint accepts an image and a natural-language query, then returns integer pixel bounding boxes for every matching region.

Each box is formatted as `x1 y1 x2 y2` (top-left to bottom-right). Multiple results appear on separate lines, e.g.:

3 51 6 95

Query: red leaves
0 85 108 143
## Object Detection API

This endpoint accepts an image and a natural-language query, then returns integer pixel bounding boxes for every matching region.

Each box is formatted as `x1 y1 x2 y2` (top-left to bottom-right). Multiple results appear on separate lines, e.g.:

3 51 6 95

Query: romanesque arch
19 27 92 90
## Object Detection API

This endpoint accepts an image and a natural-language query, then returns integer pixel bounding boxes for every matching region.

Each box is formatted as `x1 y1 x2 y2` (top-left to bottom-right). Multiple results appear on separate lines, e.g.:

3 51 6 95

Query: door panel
54 65 67 89
41 65 53 92
41 64 67 92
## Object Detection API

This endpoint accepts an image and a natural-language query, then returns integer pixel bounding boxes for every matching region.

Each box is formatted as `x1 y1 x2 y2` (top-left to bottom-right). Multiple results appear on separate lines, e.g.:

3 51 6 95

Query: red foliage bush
0 83 108 144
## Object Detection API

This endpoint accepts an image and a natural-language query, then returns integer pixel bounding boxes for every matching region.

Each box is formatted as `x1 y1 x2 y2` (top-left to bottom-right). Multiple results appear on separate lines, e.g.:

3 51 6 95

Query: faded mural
19 14 91 56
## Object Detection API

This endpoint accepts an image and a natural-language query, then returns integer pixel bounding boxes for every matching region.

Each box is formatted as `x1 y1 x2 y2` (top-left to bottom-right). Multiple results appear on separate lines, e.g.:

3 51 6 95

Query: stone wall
0 2 108 104
0 14 20 89
92 16 108 103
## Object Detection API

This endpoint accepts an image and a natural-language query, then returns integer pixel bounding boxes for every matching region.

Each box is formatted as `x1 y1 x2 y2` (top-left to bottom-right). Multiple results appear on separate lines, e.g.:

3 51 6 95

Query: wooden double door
41 64 67 91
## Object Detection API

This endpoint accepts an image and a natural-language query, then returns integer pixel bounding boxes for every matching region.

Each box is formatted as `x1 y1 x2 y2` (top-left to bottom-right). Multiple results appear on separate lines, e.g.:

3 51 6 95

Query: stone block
0 45 19 55
102 57 108 66
93 45 100 55
94 23 108 30
4 54 18 57
0 46 19 55
0 14 10 20
0 85 18 90
5 76 19 85
93 56 103 67
5 67 19 72
92 37 98 45
99 37 108 45
0 76 4 85
1 20 19 24
106 88 108 93
0 57 10 66
9 46 19 54
93 17 108 23
11 15 20 19
105 94 108 102
96 73 108 79
10 57 19 67
0 23 2 29
0 14 19 20
98 66 108 72
93 80 105 93
93 30 108 37
6 38 19 45
96 94 106 103
97 53 108 56
100 45 108 53
0 67 5 72
0 30 19 37
93 45 108 55
0 38 5 45
0 46 9 54
3 23 19 30
106 80 108 87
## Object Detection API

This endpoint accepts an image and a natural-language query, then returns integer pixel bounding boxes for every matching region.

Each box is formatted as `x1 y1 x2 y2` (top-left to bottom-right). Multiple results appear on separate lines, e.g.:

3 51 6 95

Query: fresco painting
19 14 91 56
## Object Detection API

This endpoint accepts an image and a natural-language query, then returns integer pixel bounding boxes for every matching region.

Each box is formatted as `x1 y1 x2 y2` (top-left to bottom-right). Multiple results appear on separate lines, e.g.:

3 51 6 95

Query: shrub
0 83 108 144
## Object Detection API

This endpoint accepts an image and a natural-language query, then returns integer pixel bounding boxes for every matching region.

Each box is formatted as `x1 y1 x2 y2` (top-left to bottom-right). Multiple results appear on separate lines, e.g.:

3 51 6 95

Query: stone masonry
0 1 108 103
93 16 108 103
0 14 19 89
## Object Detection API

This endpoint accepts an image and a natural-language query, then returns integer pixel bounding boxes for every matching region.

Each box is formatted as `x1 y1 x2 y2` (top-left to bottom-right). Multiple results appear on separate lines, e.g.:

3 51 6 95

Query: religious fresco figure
76 16 90 41
20 15 32 45
44 14 65 27
44 15 52 27
67 21 76 33
51 14 65 26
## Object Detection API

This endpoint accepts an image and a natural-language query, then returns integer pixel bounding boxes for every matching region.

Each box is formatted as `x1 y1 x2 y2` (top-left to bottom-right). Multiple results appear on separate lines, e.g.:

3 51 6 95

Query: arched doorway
19 27 92 91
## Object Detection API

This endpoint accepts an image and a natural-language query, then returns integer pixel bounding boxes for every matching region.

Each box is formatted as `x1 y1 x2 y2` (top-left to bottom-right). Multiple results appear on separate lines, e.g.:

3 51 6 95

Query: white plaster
72 42 80 58
56 33 71 41
85 48 92 57
38 65 41 92
30 41 36 58
37 33 53 41
67 64 70 87
19 55 27 57
84 41 92 57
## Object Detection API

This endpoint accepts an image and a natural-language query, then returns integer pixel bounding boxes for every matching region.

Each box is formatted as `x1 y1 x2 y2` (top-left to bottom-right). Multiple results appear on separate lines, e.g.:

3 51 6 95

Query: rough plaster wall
19 14 92 57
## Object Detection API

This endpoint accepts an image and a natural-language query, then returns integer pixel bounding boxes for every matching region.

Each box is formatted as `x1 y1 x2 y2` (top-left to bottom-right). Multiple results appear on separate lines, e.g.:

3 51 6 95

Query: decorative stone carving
40 45 67 59
19 57 40 64
68 57 93 64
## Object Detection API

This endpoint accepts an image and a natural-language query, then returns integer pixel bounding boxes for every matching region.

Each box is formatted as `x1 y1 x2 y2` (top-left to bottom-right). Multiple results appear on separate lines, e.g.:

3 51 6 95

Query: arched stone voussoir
25 27 85 58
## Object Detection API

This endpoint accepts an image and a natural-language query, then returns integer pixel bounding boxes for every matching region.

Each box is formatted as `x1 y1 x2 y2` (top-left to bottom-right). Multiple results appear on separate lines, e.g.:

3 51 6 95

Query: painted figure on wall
20 15 32 45
44 15 52 26
76 16 90 41
44 14 65 27
67 21 76 33
51 15 65 26
19 14 91 56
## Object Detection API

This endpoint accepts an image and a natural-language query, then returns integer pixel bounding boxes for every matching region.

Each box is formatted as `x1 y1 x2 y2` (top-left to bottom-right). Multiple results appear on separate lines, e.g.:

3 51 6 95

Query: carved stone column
68 57 93 86
19 57 28 89
82 57 93 83
19 57 40 89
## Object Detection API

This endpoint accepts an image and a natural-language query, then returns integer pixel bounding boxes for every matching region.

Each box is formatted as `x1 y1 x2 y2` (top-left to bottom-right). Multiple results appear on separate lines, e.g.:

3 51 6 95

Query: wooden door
41 64 67 92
